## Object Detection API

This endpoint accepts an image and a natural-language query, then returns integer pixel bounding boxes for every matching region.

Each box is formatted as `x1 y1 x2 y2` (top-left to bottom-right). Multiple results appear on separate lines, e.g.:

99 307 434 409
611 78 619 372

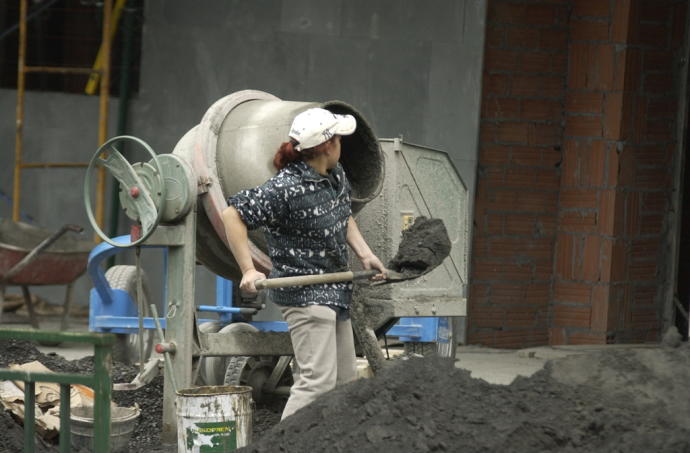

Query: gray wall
0 0 486 321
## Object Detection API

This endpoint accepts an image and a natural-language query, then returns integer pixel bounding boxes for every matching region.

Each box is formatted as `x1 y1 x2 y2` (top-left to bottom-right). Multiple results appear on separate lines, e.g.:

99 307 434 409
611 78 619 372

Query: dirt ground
2 335 690 453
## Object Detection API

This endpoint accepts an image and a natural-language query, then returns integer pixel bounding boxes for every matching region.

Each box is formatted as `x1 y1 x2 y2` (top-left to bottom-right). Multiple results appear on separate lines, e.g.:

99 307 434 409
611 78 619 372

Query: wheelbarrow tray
0 219 92 286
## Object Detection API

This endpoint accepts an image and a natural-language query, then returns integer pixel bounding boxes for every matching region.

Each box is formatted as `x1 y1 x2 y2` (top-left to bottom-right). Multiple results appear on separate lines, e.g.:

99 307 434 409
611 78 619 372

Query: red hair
273 139 329 170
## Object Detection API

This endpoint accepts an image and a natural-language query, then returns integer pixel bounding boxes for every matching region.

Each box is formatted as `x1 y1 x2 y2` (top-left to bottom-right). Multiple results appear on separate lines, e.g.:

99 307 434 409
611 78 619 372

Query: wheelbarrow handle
254 269 379 290
1 223 85 284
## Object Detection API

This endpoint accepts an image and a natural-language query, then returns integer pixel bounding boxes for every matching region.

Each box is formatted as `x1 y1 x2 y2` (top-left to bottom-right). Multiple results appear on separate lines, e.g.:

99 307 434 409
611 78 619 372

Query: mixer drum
173 90 384 280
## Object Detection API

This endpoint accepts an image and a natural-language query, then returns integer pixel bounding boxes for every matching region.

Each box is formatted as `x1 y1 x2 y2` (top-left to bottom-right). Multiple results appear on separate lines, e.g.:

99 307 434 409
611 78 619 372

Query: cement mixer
84 90 468 441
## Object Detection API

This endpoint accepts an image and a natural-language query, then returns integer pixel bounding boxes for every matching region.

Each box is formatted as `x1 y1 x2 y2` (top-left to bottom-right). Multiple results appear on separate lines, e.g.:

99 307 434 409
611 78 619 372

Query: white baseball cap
289 108 357 151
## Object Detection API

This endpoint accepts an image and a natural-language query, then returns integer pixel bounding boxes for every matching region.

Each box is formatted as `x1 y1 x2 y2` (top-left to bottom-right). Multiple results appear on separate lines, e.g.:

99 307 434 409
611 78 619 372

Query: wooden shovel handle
254 269 378 290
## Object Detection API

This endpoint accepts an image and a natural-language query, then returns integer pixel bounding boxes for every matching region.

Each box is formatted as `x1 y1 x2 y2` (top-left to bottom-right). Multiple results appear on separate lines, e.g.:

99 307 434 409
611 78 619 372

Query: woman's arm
347 216 386 279
221 206 266 293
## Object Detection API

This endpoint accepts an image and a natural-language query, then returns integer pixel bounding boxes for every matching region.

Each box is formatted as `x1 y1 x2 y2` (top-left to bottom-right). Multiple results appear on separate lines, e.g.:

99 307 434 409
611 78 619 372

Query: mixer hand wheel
84 135 166 247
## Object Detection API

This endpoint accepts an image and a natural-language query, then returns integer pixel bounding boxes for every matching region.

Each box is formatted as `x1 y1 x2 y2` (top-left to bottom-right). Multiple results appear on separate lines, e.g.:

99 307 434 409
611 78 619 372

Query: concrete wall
0 1 486 322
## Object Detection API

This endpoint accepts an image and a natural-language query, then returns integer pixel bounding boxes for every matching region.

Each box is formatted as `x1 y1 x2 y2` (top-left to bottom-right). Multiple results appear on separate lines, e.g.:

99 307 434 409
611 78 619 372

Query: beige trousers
279 304 356 420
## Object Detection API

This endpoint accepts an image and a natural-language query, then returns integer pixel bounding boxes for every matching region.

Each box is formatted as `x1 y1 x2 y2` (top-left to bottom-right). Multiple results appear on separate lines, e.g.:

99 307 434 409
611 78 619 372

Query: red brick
534 261 554 281
644 73 674 94
640 213 665 235
484 74 511 96
552 54 569 73
555 233 576 279
566 92 603 114
567 331 607 344
641 191 667 212
469 305 506 328
610 238 628 282
482 97 521 119
540 29 569 50
522 99 562 121
630 309 660 330
487 189 559 212
552 304 591 328
479 144 511 165
504 306 541 327
503 214 557 237
570 19 610 41
643 119 674 142
565 115 603 137
504 167 560 190
647 98 677 119
632 285 656 308
590 285 610 331
605 145 619 188
512 75 565 98
484 48 521 72
485 213 504 235
490 3 563 26
553 281 592 303
624 192 640 236
643 50 673 72
638 22 669 47
573 0 611 18
505 28 540 49
560 188 598 209
580 234 602 282
560 211 598 232
485 25 504 48
472 261 534 281
510 146 542 166
573 140 607 187
636 167 670 189
604 92 624 140
495 122 529 143
529 123 562 146
489 236 554 261
639 1 672 23
630 238 660 261
612 0 634 43
549 327 567 345
561 145 579 187
672 2 688 48
614 47 642 91
568 43 615 90
519 53 556 74
598 189 620 235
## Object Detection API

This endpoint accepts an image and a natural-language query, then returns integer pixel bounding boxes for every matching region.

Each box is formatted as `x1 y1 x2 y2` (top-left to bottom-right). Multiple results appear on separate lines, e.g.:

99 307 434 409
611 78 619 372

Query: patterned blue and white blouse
227 160 353 308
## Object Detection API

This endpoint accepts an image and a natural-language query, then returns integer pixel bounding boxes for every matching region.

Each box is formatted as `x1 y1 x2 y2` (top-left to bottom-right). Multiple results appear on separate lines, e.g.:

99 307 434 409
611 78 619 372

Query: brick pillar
552 0 686 344
469 0 568 348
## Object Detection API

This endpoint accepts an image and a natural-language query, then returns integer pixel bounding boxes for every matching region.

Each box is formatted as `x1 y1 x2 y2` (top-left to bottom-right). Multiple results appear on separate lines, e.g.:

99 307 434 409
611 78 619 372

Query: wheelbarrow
0 219 91 331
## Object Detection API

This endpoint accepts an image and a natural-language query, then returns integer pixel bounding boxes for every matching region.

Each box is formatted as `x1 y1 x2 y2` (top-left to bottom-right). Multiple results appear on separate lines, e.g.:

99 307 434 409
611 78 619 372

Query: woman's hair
272 139 328 170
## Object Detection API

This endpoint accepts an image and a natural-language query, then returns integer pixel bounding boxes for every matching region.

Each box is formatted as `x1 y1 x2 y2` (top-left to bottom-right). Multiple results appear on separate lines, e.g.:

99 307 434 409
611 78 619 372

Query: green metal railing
0 329 115 453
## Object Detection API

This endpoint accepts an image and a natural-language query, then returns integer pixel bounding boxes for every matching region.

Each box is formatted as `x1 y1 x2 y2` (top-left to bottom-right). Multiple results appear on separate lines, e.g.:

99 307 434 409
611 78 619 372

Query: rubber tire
105 265 154 365
224 355 285 402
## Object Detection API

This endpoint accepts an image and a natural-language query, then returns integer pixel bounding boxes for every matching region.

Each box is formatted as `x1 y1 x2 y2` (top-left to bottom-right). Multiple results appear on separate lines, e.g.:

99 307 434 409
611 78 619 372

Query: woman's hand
239 268 267 294
360 253 387 281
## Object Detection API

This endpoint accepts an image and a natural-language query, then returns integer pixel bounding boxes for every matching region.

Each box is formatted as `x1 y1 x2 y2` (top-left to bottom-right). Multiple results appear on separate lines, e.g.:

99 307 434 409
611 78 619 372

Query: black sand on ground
2 338 690 452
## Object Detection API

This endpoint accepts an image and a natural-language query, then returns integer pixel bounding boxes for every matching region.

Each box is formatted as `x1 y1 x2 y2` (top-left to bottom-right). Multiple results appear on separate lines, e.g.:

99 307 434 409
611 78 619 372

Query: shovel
254 216 451 290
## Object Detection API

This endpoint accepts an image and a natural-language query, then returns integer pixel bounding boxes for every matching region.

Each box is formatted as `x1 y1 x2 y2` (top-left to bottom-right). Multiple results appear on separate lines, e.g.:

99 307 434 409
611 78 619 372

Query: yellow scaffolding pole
12 0 113 234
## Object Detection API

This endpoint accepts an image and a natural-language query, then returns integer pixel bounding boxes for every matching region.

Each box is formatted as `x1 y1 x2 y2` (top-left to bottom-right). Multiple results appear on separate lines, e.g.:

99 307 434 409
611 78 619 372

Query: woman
221 107 386 420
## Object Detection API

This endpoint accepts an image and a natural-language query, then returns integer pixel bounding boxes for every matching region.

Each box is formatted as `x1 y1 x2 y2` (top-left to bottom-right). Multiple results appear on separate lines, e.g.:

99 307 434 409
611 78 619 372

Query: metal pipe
12 0 27 222
20 162 88 168
663 4 690 333
24 65 99 74
96 0 113 236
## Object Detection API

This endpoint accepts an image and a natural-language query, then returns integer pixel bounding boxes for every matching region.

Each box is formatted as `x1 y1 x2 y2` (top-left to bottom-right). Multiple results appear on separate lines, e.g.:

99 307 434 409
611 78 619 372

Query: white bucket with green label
176 385 253 452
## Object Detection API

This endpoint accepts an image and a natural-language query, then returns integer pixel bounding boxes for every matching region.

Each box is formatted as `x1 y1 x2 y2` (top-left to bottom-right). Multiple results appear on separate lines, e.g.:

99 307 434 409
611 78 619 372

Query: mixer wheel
224 356 291 402
106 265 154 365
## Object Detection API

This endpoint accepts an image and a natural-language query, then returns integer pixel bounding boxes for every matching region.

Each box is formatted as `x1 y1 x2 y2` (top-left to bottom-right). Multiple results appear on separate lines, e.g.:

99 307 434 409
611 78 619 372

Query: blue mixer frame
88 235 442 343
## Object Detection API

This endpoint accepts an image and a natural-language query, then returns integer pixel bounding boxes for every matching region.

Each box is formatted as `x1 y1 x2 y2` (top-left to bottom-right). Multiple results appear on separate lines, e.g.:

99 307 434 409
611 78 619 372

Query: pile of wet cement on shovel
388 217 451 279
3 338 690 452
241 344 690 453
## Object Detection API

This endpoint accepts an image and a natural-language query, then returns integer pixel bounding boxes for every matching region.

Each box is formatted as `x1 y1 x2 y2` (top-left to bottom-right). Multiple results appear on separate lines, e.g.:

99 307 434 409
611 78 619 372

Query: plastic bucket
176 385 253 452
70 405 140 453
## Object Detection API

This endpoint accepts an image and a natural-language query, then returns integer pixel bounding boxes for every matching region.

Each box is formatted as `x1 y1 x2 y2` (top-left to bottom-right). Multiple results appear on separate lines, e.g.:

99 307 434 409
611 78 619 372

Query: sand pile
241 345 690 453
